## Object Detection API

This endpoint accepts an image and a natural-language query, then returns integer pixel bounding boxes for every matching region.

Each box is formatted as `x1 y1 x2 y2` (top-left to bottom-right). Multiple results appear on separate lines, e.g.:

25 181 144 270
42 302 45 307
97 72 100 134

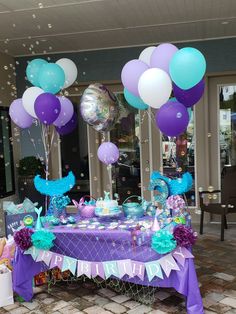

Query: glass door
110 93 141 202
60 96 90 201
161 108 196 206
209 75 236 222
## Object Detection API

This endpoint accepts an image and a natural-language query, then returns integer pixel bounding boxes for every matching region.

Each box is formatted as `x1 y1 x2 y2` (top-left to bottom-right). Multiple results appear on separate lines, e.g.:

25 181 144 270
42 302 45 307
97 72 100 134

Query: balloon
56 112 78 135
80 83 119 132
138 68 172 109
34 93 61 125
156 100 189 137
26 58 47 87
124 88 148 110
22 86 44 118
169 47 206 90
56 58 78 89
173 79 205 107
38 63 65 94
188 108 193 120
97 142 119 165
9 99 34 128
53 96 74 127
150 43 178 74
121 59 149 97
139 46 156 65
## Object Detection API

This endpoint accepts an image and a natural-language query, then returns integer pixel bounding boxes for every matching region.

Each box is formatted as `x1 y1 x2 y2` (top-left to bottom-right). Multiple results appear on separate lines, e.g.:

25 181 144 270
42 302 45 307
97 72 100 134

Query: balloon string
27 129 41 162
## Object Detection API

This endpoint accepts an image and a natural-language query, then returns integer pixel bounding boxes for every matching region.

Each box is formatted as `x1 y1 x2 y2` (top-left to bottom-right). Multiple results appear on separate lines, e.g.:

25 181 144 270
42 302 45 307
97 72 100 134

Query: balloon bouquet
80 83 120 167
121 43 206 137
9 58 78 178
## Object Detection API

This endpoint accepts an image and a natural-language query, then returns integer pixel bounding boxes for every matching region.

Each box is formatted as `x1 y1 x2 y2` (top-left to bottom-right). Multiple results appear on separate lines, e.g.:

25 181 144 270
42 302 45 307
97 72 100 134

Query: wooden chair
199 167 236 241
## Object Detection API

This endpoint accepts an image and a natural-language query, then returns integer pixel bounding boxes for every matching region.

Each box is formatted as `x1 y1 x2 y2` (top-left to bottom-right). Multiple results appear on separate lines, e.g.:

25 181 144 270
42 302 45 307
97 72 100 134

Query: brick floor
2 223 236 313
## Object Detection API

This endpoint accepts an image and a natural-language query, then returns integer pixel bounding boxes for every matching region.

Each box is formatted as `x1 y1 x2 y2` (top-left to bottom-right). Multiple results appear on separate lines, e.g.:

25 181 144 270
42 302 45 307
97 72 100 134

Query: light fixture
221 21 229 25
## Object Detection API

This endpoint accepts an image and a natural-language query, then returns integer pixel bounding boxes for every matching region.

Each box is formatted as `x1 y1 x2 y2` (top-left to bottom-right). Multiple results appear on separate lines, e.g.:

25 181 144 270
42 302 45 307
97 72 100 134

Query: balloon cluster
121 43 206 137
9 58 78 135
80 83 120 166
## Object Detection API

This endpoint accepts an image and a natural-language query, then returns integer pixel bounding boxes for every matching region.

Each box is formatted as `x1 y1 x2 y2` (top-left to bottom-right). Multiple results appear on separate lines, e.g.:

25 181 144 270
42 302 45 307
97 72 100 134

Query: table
13 217 204 314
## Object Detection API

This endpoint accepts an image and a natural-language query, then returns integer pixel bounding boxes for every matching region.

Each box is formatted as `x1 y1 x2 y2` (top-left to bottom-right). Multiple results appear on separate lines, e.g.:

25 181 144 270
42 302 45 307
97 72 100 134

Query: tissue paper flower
151 229 176 254
14 228 33 251
31 230 55 250
173 224 197 247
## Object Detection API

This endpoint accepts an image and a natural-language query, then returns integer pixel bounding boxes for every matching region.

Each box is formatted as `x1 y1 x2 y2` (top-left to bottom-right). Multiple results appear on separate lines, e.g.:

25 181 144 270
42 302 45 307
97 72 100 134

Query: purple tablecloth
13 224 204 314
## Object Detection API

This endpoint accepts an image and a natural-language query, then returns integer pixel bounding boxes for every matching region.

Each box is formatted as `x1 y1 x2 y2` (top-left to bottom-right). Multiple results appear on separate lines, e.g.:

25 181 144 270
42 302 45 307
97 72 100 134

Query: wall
0 51 19 236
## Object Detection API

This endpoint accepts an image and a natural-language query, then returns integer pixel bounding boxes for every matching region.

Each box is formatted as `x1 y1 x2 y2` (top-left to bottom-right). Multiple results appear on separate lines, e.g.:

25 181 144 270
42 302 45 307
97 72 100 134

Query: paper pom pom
166 195 186 216
31 230 55 250
14 228 33 251
151 229 177 254
173 225 197 247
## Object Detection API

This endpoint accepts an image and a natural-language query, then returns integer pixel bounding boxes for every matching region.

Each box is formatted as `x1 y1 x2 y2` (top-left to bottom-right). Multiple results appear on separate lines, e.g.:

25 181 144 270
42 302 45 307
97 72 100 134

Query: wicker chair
199 167 236 241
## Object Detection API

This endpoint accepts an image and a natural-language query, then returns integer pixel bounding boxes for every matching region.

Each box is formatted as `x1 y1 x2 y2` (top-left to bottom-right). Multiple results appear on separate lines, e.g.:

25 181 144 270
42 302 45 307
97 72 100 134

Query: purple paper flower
173 225 197 247
14 228 34 251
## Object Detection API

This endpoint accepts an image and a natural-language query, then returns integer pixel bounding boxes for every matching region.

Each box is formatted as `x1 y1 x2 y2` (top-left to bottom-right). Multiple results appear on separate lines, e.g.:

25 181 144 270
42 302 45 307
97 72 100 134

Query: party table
13 217 204 314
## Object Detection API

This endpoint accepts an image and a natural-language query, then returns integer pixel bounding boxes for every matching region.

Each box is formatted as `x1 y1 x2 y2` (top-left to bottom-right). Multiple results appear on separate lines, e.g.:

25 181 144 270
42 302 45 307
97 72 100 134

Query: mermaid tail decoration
149 172 193 196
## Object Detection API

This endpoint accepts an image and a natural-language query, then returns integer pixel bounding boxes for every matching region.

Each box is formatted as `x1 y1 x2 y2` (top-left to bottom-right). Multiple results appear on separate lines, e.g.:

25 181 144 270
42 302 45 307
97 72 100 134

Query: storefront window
219 86 236 172
0 107 15 198
60 97 90 200
162 108 196 206
110 93 141 202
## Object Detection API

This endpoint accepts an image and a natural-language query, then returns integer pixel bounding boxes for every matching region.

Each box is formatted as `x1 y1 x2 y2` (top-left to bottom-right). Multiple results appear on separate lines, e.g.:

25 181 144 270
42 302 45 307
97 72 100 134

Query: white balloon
22 86 44 118
139 46 156 66
56 58 78 88
138 68 172 109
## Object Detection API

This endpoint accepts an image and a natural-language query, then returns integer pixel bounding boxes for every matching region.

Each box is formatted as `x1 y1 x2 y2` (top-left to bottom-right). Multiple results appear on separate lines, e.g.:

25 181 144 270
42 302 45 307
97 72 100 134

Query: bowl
122 202 144 218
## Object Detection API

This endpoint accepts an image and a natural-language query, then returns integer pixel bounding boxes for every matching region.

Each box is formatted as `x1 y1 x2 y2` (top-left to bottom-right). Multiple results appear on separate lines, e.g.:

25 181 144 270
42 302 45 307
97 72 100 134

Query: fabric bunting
26 246 194 282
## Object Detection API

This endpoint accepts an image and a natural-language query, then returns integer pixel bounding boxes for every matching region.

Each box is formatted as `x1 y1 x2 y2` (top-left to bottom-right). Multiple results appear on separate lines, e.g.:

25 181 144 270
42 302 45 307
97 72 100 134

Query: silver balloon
80 83 119 132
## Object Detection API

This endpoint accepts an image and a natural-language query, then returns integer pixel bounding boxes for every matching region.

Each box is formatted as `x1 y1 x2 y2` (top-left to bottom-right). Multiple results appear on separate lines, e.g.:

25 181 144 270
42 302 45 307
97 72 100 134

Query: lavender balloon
56 112 78 135
53 96 74 127
173 79 205 107
156 100 189 137
34 93 61 125
97 142 119 165
150 43 178 74
9 98 34 128
121 59 149 97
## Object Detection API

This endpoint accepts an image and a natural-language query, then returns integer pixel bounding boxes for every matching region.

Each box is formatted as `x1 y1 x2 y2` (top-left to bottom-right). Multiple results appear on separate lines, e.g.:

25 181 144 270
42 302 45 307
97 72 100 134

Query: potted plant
18 156 45 206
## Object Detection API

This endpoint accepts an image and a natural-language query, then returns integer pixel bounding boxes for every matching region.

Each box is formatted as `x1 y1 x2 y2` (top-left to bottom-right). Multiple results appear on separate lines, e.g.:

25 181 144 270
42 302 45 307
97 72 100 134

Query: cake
95 191 120 216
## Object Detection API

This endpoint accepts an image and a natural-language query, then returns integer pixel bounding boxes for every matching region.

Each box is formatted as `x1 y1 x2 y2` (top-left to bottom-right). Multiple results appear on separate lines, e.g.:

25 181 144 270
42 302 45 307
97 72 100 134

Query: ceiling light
221 21 229 25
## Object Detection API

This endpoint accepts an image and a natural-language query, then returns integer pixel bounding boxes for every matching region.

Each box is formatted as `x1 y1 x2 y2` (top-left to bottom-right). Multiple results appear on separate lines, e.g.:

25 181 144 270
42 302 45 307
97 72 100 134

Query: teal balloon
188 107 193 120
169 47 206 90
124 88 148 110
38 63 65 94
26 58 47 87
169 97 177 102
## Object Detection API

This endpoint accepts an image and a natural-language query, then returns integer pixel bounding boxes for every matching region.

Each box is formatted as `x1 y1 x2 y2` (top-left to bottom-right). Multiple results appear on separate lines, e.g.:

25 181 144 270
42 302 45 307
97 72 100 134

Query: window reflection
0 107 15 198
110 93 141 202
162 108 195 206
219 86 236 172
60 97 90 200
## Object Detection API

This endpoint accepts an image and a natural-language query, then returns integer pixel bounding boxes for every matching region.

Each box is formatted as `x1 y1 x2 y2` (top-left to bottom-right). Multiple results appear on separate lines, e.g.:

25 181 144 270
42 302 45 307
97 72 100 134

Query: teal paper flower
31 230 55 250
151 229 177 254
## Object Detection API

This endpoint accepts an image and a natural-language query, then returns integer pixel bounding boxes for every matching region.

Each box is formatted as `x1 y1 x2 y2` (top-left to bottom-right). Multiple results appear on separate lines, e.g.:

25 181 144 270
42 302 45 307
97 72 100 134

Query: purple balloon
56 112 78 135
9 98 34 128
156 100 189 137
34 93 61 125
53 96 74 127
173 79 205 107
121 59 149 97
150 43 178 74
97 142 119 165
